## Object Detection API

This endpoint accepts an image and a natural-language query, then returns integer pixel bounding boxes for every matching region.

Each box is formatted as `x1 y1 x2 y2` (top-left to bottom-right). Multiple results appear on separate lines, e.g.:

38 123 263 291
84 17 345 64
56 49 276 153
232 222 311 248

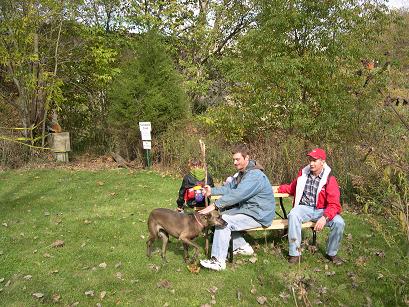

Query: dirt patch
19 153 144 171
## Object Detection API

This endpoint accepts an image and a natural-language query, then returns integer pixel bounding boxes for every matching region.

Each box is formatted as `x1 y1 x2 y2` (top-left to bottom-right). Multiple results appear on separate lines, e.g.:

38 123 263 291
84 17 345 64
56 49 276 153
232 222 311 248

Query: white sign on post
139 122 151 141
142 141 151 149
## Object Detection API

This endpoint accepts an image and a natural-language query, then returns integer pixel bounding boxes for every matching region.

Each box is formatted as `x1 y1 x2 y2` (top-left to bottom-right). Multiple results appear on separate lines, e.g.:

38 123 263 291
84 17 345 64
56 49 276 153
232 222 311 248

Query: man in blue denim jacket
199 144 275 271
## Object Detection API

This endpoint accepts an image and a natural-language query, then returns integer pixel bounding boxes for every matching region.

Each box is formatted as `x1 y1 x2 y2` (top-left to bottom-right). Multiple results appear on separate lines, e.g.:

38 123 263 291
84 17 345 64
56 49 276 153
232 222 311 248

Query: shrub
108 30 188 161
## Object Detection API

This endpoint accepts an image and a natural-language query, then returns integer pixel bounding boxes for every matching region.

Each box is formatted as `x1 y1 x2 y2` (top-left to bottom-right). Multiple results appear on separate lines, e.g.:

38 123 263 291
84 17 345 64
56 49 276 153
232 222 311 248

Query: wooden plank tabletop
210 185 290 200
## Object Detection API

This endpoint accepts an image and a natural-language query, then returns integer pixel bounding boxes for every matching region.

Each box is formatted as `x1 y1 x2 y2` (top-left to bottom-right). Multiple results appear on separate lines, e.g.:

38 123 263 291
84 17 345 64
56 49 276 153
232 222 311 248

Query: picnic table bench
211 186 317 262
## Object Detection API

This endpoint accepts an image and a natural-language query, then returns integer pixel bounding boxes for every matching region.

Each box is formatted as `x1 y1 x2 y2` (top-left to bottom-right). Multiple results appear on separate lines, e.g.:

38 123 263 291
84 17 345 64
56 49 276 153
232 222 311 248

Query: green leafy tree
108 30 188 159
0 0 66 145
201 0 390 143
58 24 122 153
124 0 255 114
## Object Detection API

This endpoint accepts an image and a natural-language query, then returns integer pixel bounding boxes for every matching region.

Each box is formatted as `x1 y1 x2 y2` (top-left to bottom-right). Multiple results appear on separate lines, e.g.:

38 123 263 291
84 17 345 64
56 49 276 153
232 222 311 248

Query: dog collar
194 212 204 228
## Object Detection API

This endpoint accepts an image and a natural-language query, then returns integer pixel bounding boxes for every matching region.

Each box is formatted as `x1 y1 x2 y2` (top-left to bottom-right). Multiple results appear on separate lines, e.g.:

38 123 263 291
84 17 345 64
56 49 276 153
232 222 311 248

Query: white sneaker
200 257 226 271
233 243 254 256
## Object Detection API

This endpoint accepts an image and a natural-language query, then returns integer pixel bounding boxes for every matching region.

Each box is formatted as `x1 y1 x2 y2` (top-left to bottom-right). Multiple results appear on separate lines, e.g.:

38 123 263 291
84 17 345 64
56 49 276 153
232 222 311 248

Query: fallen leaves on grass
256 296 267 305
99 262 107 269
366 296 373 306
23 275 32 280
404 295 409 305
52 293 61 302
356 256 368 266
210 295 216 305
32 292 44 299
237 290 242 301
96 181 104 186
51 240 64 248
250 285 257 294
147 264 160 272
308 245 318 253
317 286 327 295
375 250 385 258
116 272 123 280
279 292 289 302
248 256 257 264
187 263 200 273
347 271 359 288
100 291 106 299
207 286 218 294
157 279 172 289
85 290 95 297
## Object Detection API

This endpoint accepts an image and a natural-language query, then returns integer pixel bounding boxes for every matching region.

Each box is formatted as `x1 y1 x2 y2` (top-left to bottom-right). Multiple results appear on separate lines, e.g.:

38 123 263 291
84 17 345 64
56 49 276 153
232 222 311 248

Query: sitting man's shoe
326 254 344 265
200 257 226 271
288 255 301 264
233 243 254 256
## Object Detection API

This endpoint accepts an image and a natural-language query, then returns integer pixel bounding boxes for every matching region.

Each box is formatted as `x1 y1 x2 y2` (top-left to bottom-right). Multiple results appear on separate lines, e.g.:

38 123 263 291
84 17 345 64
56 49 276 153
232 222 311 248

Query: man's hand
314 216 327 231
203 185 212 197
198 203 216 215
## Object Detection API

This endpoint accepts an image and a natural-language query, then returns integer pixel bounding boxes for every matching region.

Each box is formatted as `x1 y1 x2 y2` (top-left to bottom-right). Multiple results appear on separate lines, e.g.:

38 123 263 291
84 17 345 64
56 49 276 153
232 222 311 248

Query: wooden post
49 132 70 162
199 139 212 257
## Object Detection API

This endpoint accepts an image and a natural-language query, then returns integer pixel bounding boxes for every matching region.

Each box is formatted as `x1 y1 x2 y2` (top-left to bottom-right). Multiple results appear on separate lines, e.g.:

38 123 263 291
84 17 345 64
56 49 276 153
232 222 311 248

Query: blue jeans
288 205 345 256
211 213 262 261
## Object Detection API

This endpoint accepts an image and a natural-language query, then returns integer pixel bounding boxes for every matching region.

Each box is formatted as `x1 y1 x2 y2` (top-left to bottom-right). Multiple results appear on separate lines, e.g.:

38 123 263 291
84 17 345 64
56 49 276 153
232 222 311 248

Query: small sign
139 122 152 141
142 141 151 150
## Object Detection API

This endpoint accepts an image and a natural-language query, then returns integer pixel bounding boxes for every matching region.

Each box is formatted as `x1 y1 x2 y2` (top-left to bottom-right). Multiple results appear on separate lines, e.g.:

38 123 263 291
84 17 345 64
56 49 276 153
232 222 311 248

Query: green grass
0 169 408 306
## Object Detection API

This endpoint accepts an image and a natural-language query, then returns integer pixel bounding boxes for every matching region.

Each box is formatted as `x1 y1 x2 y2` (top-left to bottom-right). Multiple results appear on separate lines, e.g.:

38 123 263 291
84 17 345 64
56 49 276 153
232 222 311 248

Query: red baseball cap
307 148 326 160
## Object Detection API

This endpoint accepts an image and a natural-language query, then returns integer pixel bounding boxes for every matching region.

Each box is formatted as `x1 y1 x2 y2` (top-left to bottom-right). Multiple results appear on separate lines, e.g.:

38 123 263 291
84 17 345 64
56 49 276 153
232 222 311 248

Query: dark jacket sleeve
176 175 189 208
207 174 215 187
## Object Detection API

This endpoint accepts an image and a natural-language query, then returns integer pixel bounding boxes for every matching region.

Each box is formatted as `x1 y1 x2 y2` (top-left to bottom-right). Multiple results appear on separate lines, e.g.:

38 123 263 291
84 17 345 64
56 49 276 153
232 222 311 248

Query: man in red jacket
278 148 344 265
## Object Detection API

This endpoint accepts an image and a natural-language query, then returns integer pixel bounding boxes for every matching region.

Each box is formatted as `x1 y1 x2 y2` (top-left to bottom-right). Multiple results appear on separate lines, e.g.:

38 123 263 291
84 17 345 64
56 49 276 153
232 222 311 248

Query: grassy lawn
0 168 408 306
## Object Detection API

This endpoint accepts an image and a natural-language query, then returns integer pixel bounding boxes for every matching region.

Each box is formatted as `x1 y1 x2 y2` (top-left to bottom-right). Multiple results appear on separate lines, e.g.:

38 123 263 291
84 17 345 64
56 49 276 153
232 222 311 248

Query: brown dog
146 208 227 262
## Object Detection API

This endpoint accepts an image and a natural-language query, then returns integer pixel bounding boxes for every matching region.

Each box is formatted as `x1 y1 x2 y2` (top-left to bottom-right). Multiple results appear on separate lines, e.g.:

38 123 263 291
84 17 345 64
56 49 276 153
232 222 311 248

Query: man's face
308 157 325 176
233 152 249 171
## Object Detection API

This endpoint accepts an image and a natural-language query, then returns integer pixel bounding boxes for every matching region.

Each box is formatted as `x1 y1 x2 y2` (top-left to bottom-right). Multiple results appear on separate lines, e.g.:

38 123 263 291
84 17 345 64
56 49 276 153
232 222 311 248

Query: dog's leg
146 236 155 257
183 243 189 263
180 237 201 261
158 230 169 262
